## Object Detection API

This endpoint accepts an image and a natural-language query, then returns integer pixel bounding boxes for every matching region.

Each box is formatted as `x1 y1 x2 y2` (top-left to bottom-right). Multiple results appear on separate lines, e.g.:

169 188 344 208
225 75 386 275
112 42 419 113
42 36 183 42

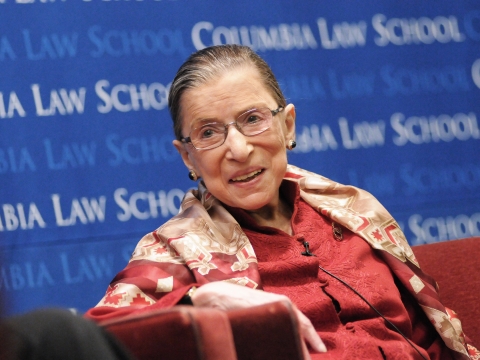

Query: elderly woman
87 45 477 359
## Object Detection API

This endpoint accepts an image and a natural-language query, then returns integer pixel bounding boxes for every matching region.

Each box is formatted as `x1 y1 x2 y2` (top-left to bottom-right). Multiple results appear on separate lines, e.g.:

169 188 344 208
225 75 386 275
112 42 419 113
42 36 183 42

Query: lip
229 167 265 183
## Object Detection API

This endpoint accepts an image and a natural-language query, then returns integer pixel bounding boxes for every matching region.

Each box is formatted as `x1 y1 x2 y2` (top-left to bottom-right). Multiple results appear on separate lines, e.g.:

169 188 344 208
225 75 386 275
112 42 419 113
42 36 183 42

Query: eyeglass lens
190 107 273 150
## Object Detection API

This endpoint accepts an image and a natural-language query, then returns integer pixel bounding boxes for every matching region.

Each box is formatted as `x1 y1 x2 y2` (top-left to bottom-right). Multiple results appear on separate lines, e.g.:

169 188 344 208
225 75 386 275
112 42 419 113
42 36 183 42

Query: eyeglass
180 106 284 150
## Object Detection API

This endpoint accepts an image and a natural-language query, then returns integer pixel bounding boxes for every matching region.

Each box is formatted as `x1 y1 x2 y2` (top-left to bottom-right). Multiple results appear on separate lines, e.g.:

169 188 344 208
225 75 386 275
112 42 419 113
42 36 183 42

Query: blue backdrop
1 0 479 316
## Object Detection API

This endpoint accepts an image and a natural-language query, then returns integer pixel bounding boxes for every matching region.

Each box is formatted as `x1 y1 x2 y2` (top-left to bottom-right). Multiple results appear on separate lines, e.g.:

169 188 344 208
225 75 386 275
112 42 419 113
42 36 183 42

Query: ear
283 104 296 142
173 139 196 172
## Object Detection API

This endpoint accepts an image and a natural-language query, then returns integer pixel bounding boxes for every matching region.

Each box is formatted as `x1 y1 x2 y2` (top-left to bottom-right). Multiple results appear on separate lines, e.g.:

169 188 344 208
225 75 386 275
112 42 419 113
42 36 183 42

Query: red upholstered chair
412 237 480 347
101 306 237 360
101 300 304 360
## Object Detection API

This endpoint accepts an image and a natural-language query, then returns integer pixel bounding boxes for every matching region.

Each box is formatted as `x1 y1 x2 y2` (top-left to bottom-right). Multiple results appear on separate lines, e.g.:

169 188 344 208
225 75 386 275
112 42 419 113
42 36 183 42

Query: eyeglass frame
180 106 285 150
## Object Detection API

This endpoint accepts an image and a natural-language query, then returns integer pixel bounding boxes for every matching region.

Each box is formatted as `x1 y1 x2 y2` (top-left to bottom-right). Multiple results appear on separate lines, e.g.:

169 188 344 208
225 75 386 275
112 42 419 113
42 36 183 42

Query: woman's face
173 66 296 211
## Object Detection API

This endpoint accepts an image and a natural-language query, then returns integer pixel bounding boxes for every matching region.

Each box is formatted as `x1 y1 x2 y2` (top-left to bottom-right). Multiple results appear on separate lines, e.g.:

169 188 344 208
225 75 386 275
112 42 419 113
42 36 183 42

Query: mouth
230 169 264 183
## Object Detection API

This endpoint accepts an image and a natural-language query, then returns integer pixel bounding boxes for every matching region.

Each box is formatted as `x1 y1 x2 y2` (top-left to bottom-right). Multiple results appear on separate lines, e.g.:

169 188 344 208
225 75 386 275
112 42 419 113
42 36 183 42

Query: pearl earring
188 170 198 181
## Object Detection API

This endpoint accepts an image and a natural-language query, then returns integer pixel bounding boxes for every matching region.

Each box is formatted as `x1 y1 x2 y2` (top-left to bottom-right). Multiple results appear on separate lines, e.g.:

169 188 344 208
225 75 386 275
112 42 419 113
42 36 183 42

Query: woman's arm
84 231 199 322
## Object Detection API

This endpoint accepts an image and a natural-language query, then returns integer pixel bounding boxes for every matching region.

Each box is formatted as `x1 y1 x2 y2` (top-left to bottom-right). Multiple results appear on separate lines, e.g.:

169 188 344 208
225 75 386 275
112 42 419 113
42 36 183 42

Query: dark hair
168 44 286 140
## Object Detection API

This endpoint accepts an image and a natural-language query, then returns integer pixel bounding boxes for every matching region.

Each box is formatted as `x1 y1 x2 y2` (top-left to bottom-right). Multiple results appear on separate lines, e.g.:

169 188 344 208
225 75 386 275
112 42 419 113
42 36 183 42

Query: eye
201 129 214 138
246 114 262 124
241 110 266 125
198 123 222 139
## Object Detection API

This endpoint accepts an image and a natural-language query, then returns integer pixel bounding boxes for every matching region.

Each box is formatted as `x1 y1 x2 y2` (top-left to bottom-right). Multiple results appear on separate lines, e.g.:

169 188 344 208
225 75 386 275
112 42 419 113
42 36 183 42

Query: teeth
232 169 262 182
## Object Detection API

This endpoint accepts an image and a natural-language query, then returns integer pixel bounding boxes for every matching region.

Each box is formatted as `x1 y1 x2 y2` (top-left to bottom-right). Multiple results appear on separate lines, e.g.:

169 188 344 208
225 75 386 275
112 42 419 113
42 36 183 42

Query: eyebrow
190 117 221 128
190 104 268 127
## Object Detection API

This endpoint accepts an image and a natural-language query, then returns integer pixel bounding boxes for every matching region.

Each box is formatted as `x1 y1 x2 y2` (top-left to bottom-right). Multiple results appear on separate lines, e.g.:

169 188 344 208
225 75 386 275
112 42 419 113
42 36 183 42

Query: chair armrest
100 300 306 360
228 300 304 360
100 306 237 360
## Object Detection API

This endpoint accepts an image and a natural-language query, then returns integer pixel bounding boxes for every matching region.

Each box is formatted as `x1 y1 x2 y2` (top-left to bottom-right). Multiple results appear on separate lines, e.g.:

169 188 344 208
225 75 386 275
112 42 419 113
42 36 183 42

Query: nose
223 122 253 161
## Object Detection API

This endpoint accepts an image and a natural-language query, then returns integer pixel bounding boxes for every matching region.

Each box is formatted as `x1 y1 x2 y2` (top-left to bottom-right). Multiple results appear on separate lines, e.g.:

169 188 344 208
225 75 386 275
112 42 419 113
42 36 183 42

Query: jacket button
345 323 355 332
318 279 329 287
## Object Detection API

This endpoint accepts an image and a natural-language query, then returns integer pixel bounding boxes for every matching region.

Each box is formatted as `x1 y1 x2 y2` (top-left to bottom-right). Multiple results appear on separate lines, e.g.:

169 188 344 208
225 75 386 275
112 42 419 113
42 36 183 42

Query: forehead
179 66 276 127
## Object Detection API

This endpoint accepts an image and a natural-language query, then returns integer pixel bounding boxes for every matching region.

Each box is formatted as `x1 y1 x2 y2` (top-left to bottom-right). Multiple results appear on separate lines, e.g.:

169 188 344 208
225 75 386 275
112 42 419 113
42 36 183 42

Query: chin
230 196 271 211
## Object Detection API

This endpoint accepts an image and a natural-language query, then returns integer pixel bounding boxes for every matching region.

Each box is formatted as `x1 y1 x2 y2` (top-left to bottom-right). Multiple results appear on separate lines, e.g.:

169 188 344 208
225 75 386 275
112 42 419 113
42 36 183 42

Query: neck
245 194 293 235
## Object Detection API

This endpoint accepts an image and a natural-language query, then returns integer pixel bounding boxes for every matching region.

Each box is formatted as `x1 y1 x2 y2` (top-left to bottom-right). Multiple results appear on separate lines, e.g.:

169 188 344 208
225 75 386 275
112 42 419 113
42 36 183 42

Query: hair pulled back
168 44 286 140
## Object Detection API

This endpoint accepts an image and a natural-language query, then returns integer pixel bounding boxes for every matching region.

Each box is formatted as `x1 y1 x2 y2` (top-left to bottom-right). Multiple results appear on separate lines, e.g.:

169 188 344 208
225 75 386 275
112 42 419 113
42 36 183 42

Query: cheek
270 122 288 145
270 136 289 167
191 152 221 178
268 132 288 154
